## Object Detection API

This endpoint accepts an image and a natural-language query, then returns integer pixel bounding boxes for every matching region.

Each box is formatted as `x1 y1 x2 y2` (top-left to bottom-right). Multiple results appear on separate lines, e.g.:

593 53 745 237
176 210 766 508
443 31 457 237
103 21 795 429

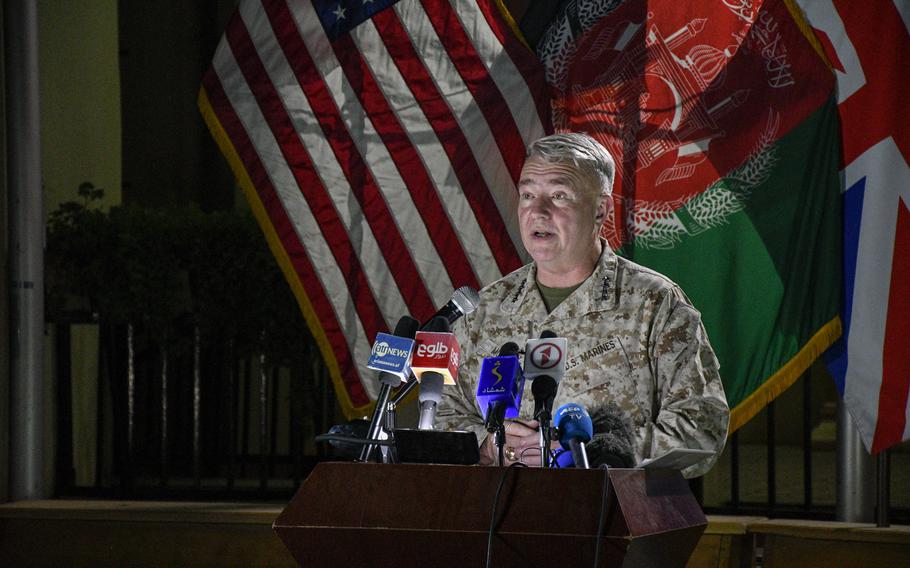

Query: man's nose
529 198 552 217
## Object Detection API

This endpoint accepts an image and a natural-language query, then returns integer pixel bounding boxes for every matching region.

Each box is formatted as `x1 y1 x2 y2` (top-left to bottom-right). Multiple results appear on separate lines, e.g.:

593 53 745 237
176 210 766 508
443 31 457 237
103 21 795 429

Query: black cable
313 434 394 446
485 462 526 568
518 446 541 462
593 465 614 568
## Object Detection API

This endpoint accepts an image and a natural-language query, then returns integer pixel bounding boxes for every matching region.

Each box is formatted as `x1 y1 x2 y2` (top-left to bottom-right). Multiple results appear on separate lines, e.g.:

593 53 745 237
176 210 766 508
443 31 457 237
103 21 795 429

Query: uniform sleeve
435 314 487 443
648 291 730 478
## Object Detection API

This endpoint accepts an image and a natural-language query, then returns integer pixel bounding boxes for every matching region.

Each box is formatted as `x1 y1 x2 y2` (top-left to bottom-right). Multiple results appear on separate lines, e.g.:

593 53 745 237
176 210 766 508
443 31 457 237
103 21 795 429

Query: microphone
323 418 371 459
525 330 567 424
419 286 480 330
366 317 420 387
390 286 480 409
588 403 636 468
360 315 419 462
412 317 460 430
526 330 567 468
554 403 593 469
475 342 525 433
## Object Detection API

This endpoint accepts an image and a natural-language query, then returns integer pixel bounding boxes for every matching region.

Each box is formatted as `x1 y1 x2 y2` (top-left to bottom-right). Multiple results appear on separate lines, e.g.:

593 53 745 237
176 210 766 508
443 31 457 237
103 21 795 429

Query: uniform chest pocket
559 336 635 399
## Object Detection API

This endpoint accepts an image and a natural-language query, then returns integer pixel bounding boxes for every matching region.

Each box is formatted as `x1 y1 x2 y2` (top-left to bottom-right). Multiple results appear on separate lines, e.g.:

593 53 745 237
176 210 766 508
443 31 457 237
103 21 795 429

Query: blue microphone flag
366 332 415 381
476 355 525 420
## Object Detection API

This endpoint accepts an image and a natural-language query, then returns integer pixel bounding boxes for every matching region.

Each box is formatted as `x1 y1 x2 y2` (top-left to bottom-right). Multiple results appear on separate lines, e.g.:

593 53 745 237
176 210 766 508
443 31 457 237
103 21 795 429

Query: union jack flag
800 0 910 452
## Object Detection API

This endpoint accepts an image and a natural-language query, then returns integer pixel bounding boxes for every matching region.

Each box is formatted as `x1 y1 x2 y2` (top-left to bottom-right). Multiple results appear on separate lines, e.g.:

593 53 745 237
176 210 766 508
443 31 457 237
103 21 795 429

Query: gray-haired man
436 132 729 478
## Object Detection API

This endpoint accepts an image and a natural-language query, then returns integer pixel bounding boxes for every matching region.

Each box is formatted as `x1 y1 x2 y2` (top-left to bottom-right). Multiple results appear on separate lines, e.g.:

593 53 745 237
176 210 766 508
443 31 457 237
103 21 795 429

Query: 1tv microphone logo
529 341 563 370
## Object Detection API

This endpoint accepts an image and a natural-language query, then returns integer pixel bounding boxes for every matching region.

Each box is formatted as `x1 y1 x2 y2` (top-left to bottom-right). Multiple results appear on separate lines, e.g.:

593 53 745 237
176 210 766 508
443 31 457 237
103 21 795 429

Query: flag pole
6 0 46 501
876 450 890 527
835 400 874 521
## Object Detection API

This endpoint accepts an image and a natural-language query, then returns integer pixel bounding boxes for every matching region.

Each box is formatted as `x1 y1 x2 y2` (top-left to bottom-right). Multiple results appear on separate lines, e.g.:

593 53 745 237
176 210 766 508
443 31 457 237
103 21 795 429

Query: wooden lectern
273 463 706 567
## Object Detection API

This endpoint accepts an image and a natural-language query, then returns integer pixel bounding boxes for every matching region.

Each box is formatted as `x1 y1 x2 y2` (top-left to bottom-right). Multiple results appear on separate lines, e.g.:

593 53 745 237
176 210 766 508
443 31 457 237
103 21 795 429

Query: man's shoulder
478 262 534 304
613 254 679 291
611 254 695 310
453 263 536 354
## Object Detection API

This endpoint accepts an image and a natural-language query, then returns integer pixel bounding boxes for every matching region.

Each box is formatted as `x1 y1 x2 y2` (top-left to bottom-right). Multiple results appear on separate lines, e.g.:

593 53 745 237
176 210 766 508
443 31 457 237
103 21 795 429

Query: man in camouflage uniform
436 132 729 478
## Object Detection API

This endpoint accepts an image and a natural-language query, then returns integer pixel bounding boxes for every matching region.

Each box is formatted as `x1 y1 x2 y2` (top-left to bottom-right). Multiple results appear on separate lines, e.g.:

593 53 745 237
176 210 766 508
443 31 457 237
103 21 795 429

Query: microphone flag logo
491 360 503 385
366 332 415 380
411 331 460 385
530 341 563 370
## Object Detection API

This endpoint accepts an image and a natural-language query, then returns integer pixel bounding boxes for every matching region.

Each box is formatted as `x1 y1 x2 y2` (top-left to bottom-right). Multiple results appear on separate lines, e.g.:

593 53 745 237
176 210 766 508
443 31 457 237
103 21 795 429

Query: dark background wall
118 1 236 211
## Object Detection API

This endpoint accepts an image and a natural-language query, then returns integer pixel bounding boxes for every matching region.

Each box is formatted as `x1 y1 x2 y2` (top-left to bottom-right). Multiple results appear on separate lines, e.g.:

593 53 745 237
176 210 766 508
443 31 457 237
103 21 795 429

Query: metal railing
699 370 908 523
53 317 335 500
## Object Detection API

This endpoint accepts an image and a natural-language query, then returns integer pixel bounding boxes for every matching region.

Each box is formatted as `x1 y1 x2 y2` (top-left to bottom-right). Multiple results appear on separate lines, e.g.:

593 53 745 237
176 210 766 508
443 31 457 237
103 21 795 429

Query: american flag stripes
199 0 548 416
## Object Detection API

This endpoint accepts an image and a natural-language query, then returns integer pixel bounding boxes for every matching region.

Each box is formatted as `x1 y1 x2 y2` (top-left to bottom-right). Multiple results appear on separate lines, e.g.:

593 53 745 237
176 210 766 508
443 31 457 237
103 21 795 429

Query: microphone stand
361 371 425 463
485 401 507 467
531 376 557 468
360 383 393 463
568 438 590 469
495 424 506 467
539 420 552 468
384 375 418 447
390 375 418 407
383 396 398 463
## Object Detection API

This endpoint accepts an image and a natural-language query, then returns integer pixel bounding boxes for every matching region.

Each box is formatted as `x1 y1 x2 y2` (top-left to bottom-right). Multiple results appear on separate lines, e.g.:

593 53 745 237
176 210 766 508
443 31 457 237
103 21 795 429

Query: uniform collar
500 238 619 318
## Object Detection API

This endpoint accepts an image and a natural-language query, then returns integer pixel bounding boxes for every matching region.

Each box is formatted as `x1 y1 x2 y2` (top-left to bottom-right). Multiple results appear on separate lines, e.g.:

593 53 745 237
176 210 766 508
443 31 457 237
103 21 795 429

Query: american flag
199 0 549 416
799 0 910 452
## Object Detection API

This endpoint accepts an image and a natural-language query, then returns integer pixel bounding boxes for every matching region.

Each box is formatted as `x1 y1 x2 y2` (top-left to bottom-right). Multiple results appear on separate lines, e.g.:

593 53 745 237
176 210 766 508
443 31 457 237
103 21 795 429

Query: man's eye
520 193 534 200
553 193 566 200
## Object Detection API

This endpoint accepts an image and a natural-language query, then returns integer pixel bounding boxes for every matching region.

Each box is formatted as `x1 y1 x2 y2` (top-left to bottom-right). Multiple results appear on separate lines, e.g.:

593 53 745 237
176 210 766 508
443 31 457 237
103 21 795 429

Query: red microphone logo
530 342 562 370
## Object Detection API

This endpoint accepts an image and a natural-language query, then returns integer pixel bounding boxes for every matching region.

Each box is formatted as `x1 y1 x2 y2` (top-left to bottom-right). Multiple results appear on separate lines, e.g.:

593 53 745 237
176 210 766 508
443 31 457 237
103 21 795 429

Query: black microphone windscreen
531 375 557 400
498 341 520 357
393 315 420 339
588 403 636 468
424 315 451 333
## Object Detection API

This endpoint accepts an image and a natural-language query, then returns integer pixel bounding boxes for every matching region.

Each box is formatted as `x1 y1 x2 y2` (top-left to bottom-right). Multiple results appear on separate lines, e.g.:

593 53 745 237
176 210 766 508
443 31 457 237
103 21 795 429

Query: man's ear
595 194 612 224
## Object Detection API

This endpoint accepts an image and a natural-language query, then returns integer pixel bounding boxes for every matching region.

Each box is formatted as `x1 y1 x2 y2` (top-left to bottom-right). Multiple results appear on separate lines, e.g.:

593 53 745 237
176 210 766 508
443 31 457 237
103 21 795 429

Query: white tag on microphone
524 337 567 379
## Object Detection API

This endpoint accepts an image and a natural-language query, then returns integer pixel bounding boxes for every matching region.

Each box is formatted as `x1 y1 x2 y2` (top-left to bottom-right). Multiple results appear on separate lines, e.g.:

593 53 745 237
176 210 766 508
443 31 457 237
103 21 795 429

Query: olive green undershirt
536 280 582 313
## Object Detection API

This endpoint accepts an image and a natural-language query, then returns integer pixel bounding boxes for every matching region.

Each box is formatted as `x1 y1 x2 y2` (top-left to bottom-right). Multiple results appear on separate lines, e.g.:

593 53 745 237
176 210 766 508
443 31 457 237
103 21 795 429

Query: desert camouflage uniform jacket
436 244 729 478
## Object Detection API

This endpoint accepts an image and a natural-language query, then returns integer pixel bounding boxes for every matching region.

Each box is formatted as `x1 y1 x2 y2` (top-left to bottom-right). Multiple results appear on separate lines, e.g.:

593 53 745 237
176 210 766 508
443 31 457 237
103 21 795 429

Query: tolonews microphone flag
413 317 460 430
411 329 460 386
200 0 548 418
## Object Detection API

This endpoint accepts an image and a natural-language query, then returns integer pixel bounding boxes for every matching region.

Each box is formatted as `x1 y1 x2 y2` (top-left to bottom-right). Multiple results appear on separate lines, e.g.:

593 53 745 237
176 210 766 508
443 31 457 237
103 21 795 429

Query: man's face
517 156 609 277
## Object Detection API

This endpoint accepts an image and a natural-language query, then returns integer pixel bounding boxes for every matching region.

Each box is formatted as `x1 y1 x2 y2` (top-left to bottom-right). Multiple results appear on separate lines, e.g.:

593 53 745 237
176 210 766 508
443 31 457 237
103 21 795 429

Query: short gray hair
526 132 615 196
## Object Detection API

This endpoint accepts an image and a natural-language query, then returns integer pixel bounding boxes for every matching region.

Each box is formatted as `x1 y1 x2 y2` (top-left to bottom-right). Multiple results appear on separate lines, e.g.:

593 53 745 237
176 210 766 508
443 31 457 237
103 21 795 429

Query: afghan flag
542 0 842 431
